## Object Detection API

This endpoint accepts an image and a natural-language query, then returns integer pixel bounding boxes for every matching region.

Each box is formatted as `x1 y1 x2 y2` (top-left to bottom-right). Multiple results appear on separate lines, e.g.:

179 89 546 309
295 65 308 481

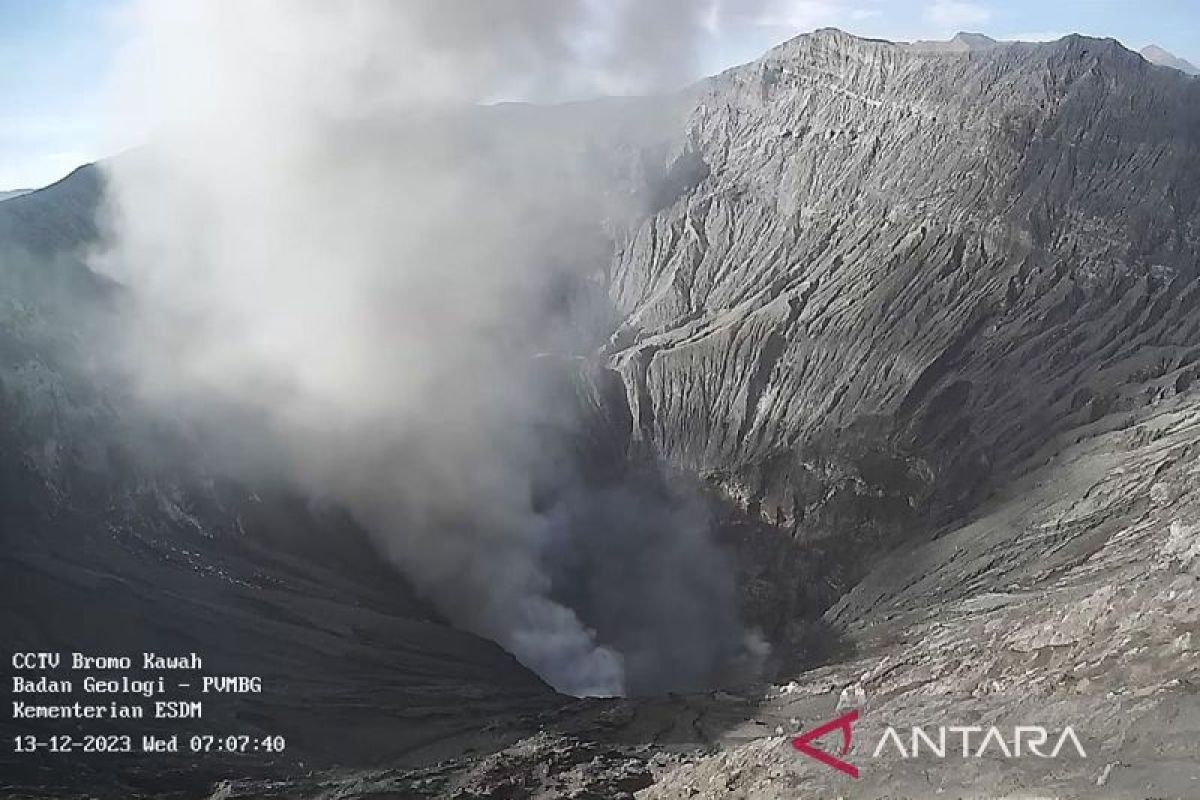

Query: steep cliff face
602 30 1200 798
608 29 1200 542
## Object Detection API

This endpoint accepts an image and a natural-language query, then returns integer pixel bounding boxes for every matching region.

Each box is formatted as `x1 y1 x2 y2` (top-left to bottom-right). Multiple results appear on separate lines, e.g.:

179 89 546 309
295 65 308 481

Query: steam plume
95 0 763 696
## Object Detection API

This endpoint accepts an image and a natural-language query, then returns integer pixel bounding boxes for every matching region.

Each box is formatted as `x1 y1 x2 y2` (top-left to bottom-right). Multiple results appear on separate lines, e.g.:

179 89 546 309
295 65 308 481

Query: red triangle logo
791 709 860 778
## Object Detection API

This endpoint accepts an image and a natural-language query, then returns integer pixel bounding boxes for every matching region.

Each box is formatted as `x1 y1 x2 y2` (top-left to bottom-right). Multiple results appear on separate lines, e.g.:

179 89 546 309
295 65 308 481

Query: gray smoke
94 0 764 696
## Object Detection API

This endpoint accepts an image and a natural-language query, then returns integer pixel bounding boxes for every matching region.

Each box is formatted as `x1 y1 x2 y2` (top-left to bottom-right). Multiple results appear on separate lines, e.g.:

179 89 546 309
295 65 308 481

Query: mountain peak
952 31 1000 48
1140 44 1200 75
908 30 1004 53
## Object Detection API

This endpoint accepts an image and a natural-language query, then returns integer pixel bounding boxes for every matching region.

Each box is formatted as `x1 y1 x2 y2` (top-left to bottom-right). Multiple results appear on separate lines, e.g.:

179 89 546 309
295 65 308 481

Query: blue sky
0 0 124 190
2 0 1198 192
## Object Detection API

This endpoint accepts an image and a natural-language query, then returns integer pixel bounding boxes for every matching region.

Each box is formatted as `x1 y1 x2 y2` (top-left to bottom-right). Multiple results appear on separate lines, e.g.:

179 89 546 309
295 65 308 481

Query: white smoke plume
94 0 764 696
